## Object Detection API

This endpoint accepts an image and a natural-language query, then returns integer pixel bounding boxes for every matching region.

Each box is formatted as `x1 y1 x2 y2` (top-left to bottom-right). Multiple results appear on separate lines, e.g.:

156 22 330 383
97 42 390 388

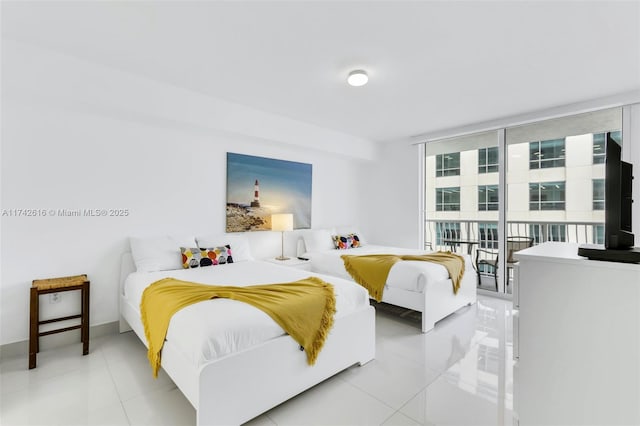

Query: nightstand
265 257 312 271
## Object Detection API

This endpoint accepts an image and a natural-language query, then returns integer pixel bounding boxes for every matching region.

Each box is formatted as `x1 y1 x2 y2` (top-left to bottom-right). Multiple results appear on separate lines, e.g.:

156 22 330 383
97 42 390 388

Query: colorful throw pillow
333 234 361 250
180 246 234 269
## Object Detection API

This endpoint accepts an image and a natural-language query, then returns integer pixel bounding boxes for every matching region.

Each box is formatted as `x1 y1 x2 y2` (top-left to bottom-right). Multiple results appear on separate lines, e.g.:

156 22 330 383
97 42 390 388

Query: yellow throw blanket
341 251 465 302
140 276 336 377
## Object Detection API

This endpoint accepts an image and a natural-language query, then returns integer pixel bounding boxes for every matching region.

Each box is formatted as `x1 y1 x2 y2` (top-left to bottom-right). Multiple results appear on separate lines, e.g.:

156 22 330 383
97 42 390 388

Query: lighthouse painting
250 180 261 207
226 153 312 232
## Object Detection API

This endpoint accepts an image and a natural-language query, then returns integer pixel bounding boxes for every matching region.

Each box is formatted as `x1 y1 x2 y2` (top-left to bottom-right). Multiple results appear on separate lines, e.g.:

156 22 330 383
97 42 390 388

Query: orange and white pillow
332 234 361 250
181 246 233 269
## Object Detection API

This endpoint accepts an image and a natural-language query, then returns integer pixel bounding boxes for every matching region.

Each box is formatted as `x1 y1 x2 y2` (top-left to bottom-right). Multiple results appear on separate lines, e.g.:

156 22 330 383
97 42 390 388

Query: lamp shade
271 213 293 231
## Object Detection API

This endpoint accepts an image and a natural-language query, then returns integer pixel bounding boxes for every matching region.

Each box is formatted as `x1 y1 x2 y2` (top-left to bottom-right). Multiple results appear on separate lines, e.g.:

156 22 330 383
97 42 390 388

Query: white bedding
303 244 471 293
123 260 369 370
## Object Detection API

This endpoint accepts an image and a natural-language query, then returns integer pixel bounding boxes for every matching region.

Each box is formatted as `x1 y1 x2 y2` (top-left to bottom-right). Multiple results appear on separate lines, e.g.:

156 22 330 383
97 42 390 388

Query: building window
436 222 461 246
549 224 566 242
436 187 460 211
593 133 606 164
478 147 499 174
529 138 565 169
436 152 460 177
478 185 499 211
529 181 565 210
529 225 541 244
593 179 605 210
529 224 566 244
593 224 605 244
479 223 498 249
593 131 622 164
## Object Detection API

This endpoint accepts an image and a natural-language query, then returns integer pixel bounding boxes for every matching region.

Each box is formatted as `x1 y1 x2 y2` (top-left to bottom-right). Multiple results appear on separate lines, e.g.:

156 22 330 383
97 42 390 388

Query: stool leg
29 287 38 369
82 283 89 355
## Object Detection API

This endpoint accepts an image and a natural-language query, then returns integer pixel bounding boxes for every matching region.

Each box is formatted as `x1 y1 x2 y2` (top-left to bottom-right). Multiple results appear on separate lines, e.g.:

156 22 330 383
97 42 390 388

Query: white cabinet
513 242 640 425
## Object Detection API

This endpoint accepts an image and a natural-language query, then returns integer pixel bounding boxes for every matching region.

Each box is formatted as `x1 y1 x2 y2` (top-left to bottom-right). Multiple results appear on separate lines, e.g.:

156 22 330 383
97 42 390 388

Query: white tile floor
0 295 513 426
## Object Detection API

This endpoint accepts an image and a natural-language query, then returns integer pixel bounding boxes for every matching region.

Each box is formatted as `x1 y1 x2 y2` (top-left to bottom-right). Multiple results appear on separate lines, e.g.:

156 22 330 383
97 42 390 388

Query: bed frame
118 252 376 425
382 255 477 333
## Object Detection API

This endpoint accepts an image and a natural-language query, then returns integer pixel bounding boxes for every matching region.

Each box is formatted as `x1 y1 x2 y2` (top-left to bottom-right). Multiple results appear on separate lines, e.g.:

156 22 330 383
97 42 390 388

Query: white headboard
119 251 135 294
118 251 136 332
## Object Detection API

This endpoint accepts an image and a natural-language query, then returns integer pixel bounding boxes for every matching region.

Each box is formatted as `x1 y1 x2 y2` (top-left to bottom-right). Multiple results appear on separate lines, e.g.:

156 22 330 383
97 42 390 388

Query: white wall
359 143 422 249
0 40 376 345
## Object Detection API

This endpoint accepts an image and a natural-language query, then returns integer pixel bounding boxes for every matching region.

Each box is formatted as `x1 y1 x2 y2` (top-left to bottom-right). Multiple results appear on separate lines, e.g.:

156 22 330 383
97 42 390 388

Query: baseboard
0 321 119 360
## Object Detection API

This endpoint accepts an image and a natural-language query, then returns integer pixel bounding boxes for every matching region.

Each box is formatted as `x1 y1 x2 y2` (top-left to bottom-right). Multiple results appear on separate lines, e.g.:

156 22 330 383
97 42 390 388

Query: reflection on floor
0 295 513 425
477 275 514 295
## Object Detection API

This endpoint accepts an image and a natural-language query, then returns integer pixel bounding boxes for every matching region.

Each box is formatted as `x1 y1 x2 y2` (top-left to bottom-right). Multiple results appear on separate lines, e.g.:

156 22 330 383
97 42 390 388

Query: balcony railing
426 219 603 249
425 219 603 293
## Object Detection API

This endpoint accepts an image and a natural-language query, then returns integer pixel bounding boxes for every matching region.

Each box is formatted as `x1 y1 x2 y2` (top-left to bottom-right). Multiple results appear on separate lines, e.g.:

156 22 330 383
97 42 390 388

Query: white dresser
513 242 640 426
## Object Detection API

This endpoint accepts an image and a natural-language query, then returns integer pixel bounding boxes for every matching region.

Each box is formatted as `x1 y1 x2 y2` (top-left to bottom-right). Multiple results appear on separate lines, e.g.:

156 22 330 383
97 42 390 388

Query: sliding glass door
423 107 623 295
423 130 500 291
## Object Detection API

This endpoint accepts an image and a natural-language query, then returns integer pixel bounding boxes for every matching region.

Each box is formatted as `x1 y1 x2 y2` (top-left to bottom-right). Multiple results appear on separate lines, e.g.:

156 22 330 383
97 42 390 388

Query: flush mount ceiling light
347 70 368 87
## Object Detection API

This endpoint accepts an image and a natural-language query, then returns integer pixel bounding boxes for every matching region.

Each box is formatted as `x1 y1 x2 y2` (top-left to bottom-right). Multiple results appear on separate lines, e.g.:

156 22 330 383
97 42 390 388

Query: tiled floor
0 295 513 425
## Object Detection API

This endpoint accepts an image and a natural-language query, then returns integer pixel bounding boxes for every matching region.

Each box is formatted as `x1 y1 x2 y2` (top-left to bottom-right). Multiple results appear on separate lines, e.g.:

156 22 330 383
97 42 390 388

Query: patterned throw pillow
180 246 234 269
332 234 361 250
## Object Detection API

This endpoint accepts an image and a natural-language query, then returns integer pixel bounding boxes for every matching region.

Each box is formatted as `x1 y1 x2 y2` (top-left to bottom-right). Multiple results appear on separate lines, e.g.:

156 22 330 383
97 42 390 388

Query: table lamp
271 213 293 260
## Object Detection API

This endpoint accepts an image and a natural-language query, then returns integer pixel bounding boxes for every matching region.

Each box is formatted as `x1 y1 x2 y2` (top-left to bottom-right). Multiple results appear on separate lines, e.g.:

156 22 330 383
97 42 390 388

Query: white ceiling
2 1 640 143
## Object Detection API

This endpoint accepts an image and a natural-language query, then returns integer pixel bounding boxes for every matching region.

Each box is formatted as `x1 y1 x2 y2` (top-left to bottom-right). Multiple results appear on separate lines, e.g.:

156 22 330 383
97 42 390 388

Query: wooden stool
29 274 90 369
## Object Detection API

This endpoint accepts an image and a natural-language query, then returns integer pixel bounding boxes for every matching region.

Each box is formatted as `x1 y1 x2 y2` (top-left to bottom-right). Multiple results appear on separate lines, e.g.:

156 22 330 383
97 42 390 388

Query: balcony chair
475 236 534 291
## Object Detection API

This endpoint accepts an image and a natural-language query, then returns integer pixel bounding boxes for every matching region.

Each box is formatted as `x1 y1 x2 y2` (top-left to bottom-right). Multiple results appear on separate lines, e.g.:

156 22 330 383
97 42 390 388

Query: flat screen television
579 132 638 262
604 131 634 249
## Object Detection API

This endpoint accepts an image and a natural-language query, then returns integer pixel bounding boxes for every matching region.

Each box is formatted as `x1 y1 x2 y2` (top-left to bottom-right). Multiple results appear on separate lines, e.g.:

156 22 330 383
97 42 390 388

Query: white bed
299 230 477 333
119 240 375 426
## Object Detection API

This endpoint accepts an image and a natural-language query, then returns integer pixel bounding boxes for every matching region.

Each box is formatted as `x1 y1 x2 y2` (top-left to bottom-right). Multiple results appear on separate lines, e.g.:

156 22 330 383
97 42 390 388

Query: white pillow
196 233 253 262
130 235 197 272
301 228 336 253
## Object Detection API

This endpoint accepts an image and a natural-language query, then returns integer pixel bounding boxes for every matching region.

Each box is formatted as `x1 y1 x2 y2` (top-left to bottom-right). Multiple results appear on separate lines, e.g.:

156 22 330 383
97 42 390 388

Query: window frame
478 184 499 211
478 222 498 249
436 187 461 211
422 106 625 295
529 181 566 211
478 147 499 174
593 133 606 164
592 179 605 210
529 138 566 169
435 152 461 177
593 131 622 164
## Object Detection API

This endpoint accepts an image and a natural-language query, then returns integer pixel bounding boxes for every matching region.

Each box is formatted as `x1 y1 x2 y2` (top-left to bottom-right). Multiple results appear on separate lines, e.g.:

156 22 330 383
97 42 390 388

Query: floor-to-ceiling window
423 107 623 295
423 130 499 291
505 108 622 290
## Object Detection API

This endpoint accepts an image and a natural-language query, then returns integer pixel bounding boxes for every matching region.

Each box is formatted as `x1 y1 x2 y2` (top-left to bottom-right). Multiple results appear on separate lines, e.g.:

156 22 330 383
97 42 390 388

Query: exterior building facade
425 131 619 252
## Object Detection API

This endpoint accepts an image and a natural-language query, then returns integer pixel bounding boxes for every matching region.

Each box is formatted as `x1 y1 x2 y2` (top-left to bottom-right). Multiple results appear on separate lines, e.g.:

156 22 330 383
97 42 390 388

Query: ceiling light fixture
347 70 368 87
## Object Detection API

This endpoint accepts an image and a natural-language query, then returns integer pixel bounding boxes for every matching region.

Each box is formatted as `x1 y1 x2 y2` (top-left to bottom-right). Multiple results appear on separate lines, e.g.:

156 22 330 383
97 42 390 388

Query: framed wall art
226 153 312 232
